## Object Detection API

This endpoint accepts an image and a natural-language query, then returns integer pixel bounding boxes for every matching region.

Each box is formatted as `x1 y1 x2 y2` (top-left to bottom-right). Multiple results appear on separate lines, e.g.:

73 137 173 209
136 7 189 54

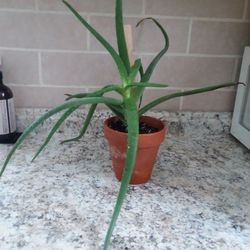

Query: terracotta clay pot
104 116 166 185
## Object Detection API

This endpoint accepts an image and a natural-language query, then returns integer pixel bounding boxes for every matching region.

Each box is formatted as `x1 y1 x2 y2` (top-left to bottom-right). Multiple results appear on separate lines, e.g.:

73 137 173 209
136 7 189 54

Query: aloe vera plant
0 0 241 249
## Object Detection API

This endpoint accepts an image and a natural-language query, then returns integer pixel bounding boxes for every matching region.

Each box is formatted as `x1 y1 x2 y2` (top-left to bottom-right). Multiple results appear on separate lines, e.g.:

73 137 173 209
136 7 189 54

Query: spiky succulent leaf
0 97 122 178
137 17 169 82
116 0 130 74
139 82 240 115
61 104 97 144
128 59 142 83
104 101 139 249
32 107 78 161
139 65 144 81
106 104 125 122
65 84 123 101
62 0 128 81
125 82 168 91
133 18 169 105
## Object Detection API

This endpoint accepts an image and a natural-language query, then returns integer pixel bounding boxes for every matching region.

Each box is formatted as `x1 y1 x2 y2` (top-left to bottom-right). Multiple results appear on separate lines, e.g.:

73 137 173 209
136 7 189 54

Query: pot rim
104 116 166 137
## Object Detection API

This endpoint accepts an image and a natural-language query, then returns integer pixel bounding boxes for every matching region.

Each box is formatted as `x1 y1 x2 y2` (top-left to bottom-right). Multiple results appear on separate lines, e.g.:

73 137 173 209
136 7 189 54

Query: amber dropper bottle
0 59 21 143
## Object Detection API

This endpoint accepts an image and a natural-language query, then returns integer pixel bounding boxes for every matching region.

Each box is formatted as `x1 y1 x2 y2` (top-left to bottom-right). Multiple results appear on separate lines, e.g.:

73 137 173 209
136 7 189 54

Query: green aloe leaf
139 82 240 115
104 101 139 249
62 0 128 81
137 17 169 82
32 107 78 161
139 65 144 81
116 0 131 74
65 93 88 100
133 18 169 105
0 96 122 178
125 82 168 91
127 82 168 105
65 84 122 101
138 65 145 108
128 59 142 83
61 104 97 144
65 83 126 121
106 104 125 122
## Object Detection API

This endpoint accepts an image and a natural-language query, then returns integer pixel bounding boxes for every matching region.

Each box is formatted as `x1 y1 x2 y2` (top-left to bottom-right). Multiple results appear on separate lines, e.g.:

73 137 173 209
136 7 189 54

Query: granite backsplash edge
15 108 233 137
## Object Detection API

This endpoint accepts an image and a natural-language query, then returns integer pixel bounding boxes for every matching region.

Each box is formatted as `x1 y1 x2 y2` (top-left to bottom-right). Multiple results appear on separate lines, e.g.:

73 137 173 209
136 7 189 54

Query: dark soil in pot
108 118 159 134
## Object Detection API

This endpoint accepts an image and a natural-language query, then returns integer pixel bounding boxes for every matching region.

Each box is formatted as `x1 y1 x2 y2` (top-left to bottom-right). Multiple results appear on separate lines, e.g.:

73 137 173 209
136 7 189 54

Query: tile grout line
8 83 89 88
38 51 44 86
181 87 236 92
186 19 193 54
136 52 241 58
0 47 111 54
243 0 249 20
81 14 250 23
0 47 242 59
0 8 249 23
7 83 183 91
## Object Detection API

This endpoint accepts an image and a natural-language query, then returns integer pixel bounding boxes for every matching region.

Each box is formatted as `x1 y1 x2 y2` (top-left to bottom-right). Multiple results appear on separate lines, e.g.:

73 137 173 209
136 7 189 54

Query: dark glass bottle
0 71 17 143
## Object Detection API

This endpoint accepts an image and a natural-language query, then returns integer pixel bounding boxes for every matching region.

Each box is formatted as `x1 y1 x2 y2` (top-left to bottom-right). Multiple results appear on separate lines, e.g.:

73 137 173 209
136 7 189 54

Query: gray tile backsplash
0 0 249 111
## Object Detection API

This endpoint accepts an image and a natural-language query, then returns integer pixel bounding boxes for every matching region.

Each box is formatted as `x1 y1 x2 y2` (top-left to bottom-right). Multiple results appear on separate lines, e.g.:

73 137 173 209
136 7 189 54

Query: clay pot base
104 116 166 185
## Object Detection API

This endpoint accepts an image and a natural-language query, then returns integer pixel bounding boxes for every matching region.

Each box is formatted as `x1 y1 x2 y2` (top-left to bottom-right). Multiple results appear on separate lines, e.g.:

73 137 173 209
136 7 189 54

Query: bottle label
0 98 16 135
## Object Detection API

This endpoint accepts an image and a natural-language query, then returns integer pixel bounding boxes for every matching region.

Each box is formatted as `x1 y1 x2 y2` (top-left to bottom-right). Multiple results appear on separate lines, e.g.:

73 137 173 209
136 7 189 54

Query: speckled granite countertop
0 110 250 250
